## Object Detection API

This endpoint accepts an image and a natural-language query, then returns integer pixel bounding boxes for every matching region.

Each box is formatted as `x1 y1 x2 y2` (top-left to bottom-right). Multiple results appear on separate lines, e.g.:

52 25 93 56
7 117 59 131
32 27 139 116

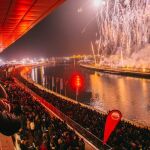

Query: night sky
0 0 98 60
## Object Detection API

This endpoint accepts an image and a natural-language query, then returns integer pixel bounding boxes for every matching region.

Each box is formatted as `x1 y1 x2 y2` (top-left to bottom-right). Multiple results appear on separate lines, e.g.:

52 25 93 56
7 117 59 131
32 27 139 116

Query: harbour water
31 64 150 126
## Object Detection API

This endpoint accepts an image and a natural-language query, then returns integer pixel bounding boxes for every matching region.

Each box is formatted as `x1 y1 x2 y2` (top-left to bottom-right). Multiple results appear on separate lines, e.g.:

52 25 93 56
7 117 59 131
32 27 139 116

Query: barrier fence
15 75 112 150
38 98 111 150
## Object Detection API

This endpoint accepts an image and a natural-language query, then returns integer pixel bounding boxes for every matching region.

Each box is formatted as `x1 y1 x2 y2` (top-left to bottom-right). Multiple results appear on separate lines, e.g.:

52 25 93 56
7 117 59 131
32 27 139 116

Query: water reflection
31 64 150 126
89 73 150 125
31 67 38 83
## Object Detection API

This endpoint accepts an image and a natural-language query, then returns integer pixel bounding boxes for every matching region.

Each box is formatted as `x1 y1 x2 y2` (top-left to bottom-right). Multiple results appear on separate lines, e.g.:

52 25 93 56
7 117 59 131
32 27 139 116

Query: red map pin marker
103 110 122 144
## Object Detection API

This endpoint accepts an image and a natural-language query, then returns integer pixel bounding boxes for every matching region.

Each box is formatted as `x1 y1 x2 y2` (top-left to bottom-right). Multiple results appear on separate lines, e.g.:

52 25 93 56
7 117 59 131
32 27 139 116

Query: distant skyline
0 0 98 60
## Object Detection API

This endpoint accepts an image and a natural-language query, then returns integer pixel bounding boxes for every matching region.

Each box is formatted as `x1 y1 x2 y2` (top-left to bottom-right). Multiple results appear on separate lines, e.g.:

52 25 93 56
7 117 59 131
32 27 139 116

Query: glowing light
70 73 84 90
94 0 105 7
142 68 146 72
75 75 81 88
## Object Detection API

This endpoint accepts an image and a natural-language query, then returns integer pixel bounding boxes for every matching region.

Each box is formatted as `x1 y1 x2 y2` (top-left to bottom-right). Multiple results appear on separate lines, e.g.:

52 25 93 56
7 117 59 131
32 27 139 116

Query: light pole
74 75 81 102
70 73 84 102
65 80 68 97
56 77 59 93
75 87 79 101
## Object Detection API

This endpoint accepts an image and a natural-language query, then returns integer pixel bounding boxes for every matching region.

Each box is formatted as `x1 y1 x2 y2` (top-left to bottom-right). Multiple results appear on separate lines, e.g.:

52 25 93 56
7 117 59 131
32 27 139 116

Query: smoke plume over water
93 0 150 67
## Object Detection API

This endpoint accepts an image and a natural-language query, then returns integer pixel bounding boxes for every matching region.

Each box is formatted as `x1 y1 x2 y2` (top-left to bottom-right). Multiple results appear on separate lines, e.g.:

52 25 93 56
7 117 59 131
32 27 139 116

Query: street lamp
75 75 81 101
70 73 83 101
65 80 68 96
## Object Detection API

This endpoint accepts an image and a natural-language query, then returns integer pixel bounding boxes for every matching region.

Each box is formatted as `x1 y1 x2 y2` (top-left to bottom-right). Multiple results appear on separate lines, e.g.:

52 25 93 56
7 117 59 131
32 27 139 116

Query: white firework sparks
92 0 150 67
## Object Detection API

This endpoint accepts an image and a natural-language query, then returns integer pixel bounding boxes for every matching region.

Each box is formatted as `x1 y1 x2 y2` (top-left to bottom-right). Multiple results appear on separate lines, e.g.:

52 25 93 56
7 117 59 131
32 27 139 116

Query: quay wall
80 64 150 79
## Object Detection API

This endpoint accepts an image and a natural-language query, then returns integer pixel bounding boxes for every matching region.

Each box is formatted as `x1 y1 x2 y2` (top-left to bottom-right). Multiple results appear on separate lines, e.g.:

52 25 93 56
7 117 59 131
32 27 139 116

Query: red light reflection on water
69 72 84 91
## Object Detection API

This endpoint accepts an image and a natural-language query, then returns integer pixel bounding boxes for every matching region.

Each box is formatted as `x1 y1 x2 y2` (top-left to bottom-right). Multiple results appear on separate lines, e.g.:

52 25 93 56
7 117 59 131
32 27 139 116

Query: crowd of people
0 64 150 150
17 73 150 150
0 75 85 150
